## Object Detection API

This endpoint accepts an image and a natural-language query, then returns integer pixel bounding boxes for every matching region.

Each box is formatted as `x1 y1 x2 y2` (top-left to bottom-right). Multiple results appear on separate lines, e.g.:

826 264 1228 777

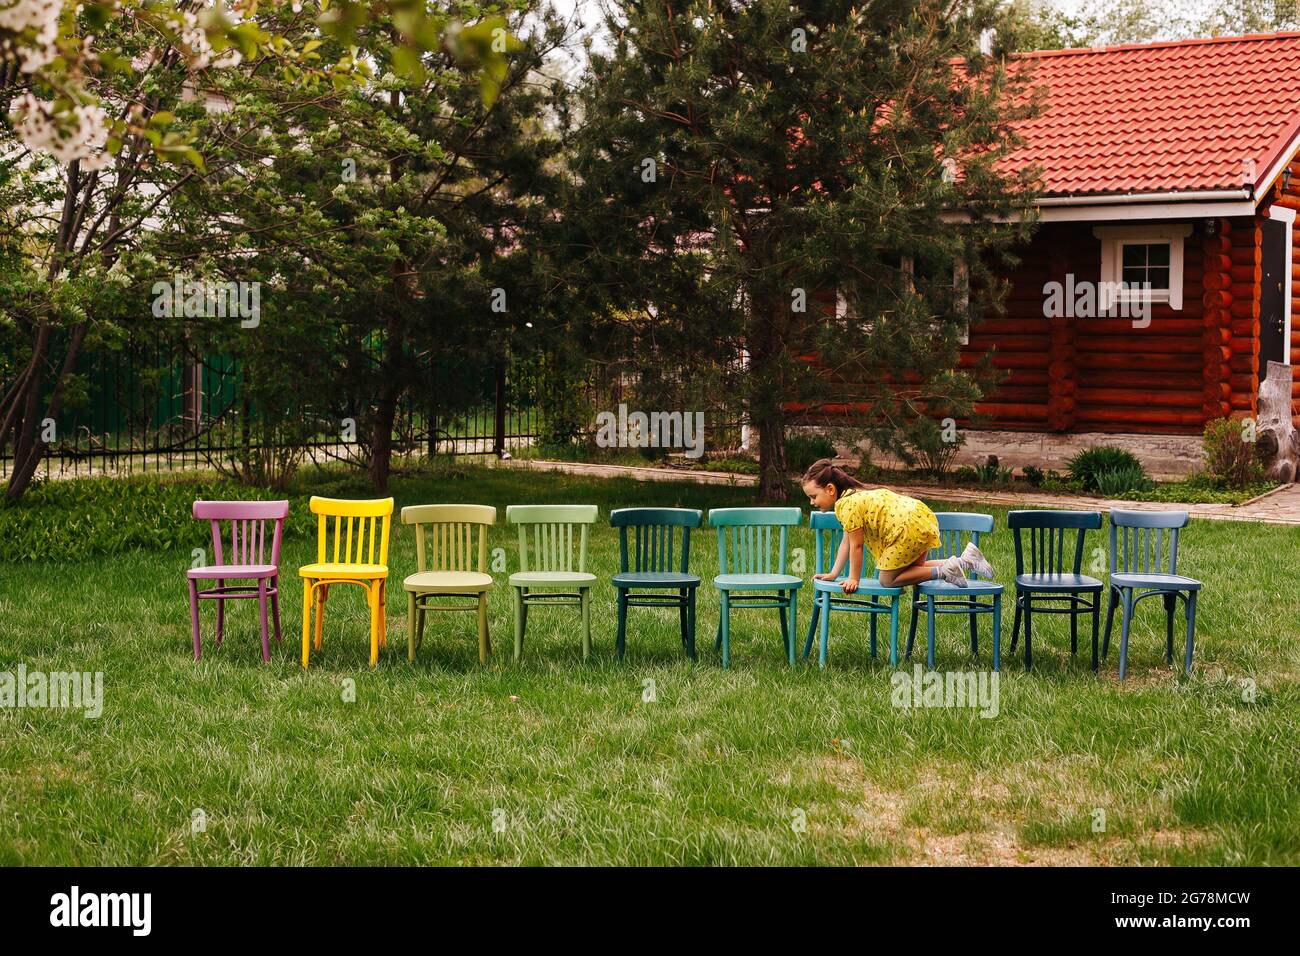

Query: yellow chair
400 504 497 664
299 496 394 668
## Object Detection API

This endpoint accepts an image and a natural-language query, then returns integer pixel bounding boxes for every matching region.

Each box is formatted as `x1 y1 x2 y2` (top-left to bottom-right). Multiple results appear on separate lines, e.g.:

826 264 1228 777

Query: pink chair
187 500 289 661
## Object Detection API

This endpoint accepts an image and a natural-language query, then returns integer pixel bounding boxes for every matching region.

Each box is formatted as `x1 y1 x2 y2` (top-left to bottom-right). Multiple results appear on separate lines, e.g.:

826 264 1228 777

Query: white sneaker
960 542 994 579
938 555 968 587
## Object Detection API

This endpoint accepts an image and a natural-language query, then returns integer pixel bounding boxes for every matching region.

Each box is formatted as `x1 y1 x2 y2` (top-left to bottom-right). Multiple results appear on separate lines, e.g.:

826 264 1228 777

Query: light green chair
400 504 497 664
708 507 803 668
507 504 599 660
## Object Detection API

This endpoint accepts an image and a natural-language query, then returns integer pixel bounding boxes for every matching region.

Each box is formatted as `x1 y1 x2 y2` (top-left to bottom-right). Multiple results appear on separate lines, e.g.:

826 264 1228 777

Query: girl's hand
813 572 836 581
841 578 859 594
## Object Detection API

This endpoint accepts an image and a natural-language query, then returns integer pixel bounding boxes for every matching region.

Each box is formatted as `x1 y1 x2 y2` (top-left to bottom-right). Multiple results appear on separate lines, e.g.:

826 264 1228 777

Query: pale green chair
400 504 497 664
507 504 599 660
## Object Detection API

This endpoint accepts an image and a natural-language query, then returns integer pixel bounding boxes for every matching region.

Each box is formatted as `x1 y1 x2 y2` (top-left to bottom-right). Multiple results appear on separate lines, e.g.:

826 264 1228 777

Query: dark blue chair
1104 509 1201 680
905 513 1003 670
1008 509 1104 671
801 511 905 668
610 508 703 660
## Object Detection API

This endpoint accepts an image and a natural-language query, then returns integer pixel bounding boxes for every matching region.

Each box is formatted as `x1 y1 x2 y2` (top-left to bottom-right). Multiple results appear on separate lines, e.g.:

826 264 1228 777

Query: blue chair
708 508 802 668
1008 510 1104 671
801 511 905 668
1104 509 1201 680
905 513 1003 670
610 508 703 660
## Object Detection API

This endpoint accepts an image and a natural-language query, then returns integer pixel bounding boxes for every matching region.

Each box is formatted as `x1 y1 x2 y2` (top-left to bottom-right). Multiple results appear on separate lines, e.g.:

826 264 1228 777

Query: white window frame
1093 223 1191 312
900 255 969 343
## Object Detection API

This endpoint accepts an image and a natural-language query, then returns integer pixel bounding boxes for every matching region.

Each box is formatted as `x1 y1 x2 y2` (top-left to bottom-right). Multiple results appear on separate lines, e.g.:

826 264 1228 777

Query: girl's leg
879 554 946 588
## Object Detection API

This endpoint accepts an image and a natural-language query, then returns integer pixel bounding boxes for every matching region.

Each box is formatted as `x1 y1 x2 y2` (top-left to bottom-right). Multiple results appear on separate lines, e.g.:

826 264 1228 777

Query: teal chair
610 507 703 660
1008 509 1104 671
708 507 803 668
506 504 599 660
1104 509 1201 680
906 513 1003 670
801 510 905 668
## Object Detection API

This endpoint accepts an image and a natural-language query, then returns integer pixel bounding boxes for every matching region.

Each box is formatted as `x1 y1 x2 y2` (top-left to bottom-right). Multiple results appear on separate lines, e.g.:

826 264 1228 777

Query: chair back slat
1008 509 1101 576
193 500 289 569
1108 509 1187 575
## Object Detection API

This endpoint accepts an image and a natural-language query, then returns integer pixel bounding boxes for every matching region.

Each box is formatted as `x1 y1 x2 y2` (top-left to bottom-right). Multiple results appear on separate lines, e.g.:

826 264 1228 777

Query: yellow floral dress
833 488 941 571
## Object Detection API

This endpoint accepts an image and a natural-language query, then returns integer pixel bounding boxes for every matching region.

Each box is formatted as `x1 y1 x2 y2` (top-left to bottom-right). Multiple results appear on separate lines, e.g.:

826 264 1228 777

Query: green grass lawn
2 464 1299 865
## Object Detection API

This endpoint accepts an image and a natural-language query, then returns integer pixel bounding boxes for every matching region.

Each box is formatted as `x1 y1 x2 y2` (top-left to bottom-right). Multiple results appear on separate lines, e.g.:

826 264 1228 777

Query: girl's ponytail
801 457 868 494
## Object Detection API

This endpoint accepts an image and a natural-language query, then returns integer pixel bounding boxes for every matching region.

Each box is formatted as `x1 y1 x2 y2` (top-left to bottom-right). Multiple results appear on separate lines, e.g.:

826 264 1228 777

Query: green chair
400 504 496 664
507 504 599 661
708 507 803 668
610 508 703 660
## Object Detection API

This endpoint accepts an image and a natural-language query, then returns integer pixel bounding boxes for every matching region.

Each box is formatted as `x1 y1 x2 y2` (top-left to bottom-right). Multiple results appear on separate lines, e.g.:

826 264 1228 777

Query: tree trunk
368 309 405 493
748 286 791 501
1257 360 1298 483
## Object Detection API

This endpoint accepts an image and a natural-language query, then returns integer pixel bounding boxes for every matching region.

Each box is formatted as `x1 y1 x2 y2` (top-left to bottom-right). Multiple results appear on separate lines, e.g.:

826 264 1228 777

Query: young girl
800 458 993 592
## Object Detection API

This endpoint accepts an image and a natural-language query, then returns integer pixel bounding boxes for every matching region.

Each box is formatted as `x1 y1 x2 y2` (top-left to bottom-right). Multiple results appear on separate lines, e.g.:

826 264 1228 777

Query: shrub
785 433 838 473
1041 469 1082 493
952 465 979 484
1201 417 1267 489
1021 464 1045 487
1093 463 1156 497
893 416 964 477
974 454 1012 486
1067 446 1148 493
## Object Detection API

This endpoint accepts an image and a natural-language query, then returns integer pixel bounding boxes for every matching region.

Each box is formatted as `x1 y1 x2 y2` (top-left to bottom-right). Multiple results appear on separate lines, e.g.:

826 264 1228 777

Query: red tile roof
1001 31 1300 198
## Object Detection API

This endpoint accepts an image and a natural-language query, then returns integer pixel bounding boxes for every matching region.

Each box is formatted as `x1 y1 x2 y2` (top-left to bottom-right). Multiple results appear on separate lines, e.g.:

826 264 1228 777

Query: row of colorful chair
185 497 1202 679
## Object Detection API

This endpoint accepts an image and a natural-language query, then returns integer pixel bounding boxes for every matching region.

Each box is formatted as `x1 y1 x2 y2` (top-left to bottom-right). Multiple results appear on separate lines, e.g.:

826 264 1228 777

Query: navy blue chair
905 513 1003 670
801 511 905 668
610 508 703 660
1008 510 1104 671
1104 509 1201 680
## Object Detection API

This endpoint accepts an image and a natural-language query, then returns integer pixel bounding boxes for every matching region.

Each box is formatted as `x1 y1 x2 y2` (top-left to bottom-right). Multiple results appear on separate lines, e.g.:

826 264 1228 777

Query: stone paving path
493 458 1300 526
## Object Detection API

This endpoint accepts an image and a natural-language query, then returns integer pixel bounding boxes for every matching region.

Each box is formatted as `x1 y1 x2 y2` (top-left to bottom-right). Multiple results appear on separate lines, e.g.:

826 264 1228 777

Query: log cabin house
813 32 1300 471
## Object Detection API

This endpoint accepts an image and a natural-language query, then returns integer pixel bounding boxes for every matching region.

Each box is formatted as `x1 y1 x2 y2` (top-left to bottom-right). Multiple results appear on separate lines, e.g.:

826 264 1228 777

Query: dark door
1259 218 1288 385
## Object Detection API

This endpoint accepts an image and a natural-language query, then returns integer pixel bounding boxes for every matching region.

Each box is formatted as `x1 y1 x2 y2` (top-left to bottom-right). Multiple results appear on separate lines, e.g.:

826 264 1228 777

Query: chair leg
803 598 820 661
678 588 688 648
969 608 978 657
926 595 936 669
1070 606 1077 655
377 582 387 649
1102 587 1118 659
870 611 878 660
258 580 270 662
888 600 900 669
906 597 919 660
1118 588 1134 681
407 590 417 663
313 585 326 652
720 591 731 669
1023 595 1033 671
778 600 789 661
1091 594 1100 673
215 578 225 645
818 591 830 669
1183 590 1197 675
686 590 697 661
580 587 591 661
368 583 380 667
478 594 490 664
1163 592 1176 664
715 596 724 652
417 604 426 649
616 590 628 661
512 587 524 662
1010 596 1022 653
300 580 312 668
270 577 281 642
188 579 202 661
788 592 798 667
992 593 1002 672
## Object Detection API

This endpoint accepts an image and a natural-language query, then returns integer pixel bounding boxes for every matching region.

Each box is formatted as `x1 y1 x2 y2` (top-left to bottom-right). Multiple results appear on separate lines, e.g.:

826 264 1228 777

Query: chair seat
1015 572 1103 592
813 576 901 596
299 562 389 579
404 570 493 593
714 573 802 591
509 571 597 587
187 564 277 580
612 571 700 588
1110 572 1202 591
916 579 1004 596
